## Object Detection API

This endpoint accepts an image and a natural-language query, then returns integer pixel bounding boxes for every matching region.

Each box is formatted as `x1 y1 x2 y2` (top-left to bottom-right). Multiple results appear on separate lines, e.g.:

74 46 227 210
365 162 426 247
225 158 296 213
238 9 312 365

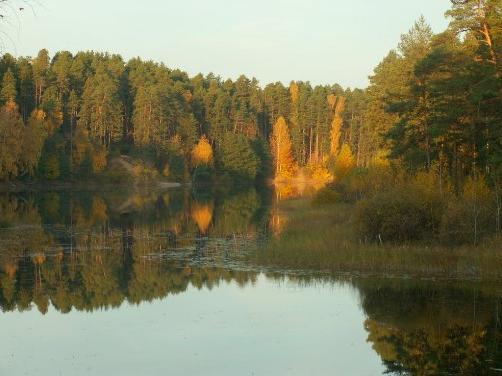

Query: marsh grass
254 199 502 280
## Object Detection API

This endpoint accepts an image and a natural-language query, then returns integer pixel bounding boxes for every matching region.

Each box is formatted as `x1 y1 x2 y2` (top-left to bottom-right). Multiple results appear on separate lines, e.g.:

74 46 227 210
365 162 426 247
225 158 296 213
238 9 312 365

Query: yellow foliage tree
191 136 213 167
334 143 355 180
289 82 299 104
4 99 16 113
270 116 295 180
370 149 390 168
308 160 333 188
330 96 345 156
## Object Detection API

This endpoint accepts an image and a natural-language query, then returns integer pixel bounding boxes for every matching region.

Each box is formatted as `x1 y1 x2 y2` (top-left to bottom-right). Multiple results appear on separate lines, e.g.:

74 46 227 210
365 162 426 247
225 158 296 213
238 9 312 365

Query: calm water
0 188 501 375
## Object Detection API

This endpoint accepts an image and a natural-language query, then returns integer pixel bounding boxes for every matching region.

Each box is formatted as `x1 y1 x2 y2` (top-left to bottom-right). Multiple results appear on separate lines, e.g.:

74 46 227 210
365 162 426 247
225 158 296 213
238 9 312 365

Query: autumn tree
191 135 213 167
270 116 295 180
329 95 345 156
334 143 355 180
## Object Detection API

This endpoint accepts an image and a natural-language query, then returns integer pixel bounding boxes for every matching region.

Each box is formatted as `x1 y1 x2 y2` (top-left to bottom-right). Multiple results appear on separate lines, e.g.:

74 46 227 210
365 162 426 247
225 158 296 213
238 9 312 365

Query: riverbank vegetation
255 199 502 279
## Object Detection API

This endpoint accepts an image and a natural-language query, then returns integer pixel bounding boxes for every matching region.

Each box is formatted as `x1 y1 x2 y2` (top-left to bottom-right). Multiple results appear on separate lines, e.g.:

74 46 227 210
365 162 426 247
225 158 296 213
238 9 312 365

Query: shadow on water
0 188 501 375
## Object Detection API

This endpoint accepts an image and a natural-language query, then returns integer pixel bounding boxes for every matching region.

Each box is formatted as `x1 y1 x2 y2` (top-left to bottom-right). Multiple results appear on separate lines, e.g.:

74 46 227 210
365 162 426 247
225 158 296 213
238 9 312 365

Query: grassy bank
253 199 502 280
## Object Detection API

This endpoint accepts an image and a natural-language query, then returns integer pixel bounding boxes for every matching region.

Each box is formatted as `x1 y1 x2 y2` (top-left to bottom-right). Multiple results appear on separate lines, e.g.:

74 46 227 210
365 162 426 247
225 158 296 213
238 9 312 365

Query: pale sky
5 0 451 88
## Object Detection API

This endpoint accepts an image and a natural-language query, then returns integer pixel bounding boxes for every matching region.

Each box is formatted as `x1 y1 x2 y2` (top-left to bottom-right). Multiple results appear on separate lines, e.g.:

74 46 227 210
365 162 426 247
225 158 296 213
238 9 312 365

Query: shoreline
253 198 502 281
0 180 183 193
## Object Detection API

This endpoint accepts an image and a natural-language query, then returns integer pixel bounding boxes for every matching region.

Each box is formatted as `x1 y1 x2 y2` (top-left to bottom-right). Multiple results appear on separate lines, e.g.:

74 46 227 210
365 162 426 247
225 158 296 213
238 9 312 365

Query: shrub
440 178 493 245
354 171 447 244
312 187 339 206
355 188 438 242
313 166 396 204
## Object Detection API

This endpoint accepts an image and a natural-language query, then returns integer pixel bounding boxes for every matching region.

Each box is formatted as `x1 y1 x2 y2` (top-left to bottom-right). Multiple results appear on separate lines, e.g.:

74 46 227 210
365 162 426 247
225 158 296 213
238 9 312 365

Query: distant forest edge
0 1 501 191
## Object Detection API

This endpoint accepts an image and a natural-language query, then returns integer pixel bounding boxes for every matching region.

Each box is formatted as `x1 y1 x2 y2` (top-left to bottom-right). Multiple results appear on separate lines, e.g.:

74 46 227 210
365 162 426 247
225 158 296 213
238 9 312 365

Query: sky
5 0 451 88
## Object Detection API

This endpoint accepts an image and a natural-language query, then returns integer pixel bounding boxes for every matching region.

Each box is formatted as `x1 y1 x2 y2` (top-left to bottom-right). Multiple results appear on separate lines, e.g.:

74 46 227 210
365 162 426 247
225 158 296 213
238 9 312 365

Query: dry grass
253 199 502 280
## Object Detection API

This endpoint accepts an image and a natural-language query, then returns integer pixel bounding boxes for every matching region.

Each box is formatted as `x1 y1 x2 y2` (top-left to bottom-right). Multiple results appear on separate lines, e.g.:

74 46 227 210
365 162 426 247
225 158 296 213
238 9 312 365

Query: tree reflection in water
0 189 501 375
0 188 270 313
358 279 502 375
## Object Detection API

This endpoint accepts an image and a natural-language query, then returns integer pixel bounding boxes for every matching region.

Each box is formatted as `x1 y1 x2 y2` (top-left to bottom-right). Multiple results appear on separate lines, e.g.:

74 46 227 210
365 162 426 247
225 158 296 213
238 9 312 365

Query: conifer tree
218 132 259 181
0 68 17 105
447 0 501 75
32 49 50 108
78 65 123 146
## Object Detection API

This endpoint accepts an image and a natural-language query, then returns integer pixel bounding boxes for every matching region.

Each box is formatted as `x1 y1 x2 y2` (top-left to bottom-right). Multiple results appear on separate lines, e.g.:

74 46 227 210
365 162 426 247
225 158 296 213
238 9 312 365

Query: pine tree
0 68 17 105
18 58 35 122
447 0 501 75
32 49 50 108
218 132 259 181
78 65 123 146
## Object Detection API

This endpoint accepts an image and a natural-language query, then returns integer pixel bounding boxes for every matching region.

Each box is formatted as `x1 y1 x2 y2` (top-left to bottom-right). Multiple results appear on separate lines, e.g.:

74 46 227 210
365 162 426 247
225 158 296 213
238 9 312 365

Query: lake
0 188 501 375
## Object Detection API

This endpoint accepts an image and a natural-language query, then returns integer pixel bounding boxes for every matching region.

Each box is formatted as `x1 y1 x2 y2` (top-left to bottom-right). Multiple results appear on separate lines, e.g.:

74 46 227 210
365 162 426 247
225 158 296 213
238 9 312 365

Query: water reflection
0 187 270 313
0 189 501 375
357 279 502 375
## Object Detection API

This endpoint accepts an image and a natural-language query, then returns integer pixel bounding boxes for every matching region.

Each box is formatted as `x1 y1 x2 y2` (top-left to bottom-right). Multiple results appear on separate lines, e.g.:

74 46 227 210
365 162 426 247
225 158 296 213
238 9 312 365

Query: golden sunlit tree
334 143 355 180
191 135 213 167
329 96 345 156
270 116 295 180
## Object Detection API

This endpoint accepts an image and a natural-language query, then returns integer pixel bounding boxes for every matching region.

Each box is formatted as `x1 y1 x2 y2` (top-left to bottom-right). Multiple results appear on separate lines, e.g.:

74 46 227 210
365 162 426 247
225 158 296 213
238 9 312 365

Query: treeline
0 1 500 190
334 2 502 180
0 48 357 183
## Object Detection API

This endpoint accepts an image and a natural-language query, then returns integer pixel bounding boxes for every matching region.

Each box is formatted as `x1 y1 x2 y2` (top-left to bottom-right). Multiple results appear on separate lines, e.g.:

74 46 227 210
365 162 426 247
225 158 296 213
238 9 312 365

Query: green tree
32 49 50 108
78 65 123 146
0 68 17 104
217 132 259 182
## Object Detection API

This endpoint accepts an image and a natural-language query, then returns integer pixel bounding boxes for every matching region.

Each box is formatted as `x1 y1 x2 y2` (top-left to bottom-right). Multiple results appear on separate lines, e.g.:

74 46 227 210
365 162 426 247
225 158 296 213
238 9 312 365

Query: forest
0 47 348 185
0 2 500 184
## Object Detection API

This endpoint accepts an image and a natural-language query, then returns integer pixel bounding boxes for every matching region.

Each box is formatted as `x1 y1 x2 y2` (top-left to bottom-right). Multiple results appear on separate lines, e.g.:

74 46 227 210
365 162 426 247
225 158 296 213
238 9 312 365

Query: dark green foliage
356 188 440 242
217 132 259 182
251 138 272 181
192 165 213 186
38 134 68 180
